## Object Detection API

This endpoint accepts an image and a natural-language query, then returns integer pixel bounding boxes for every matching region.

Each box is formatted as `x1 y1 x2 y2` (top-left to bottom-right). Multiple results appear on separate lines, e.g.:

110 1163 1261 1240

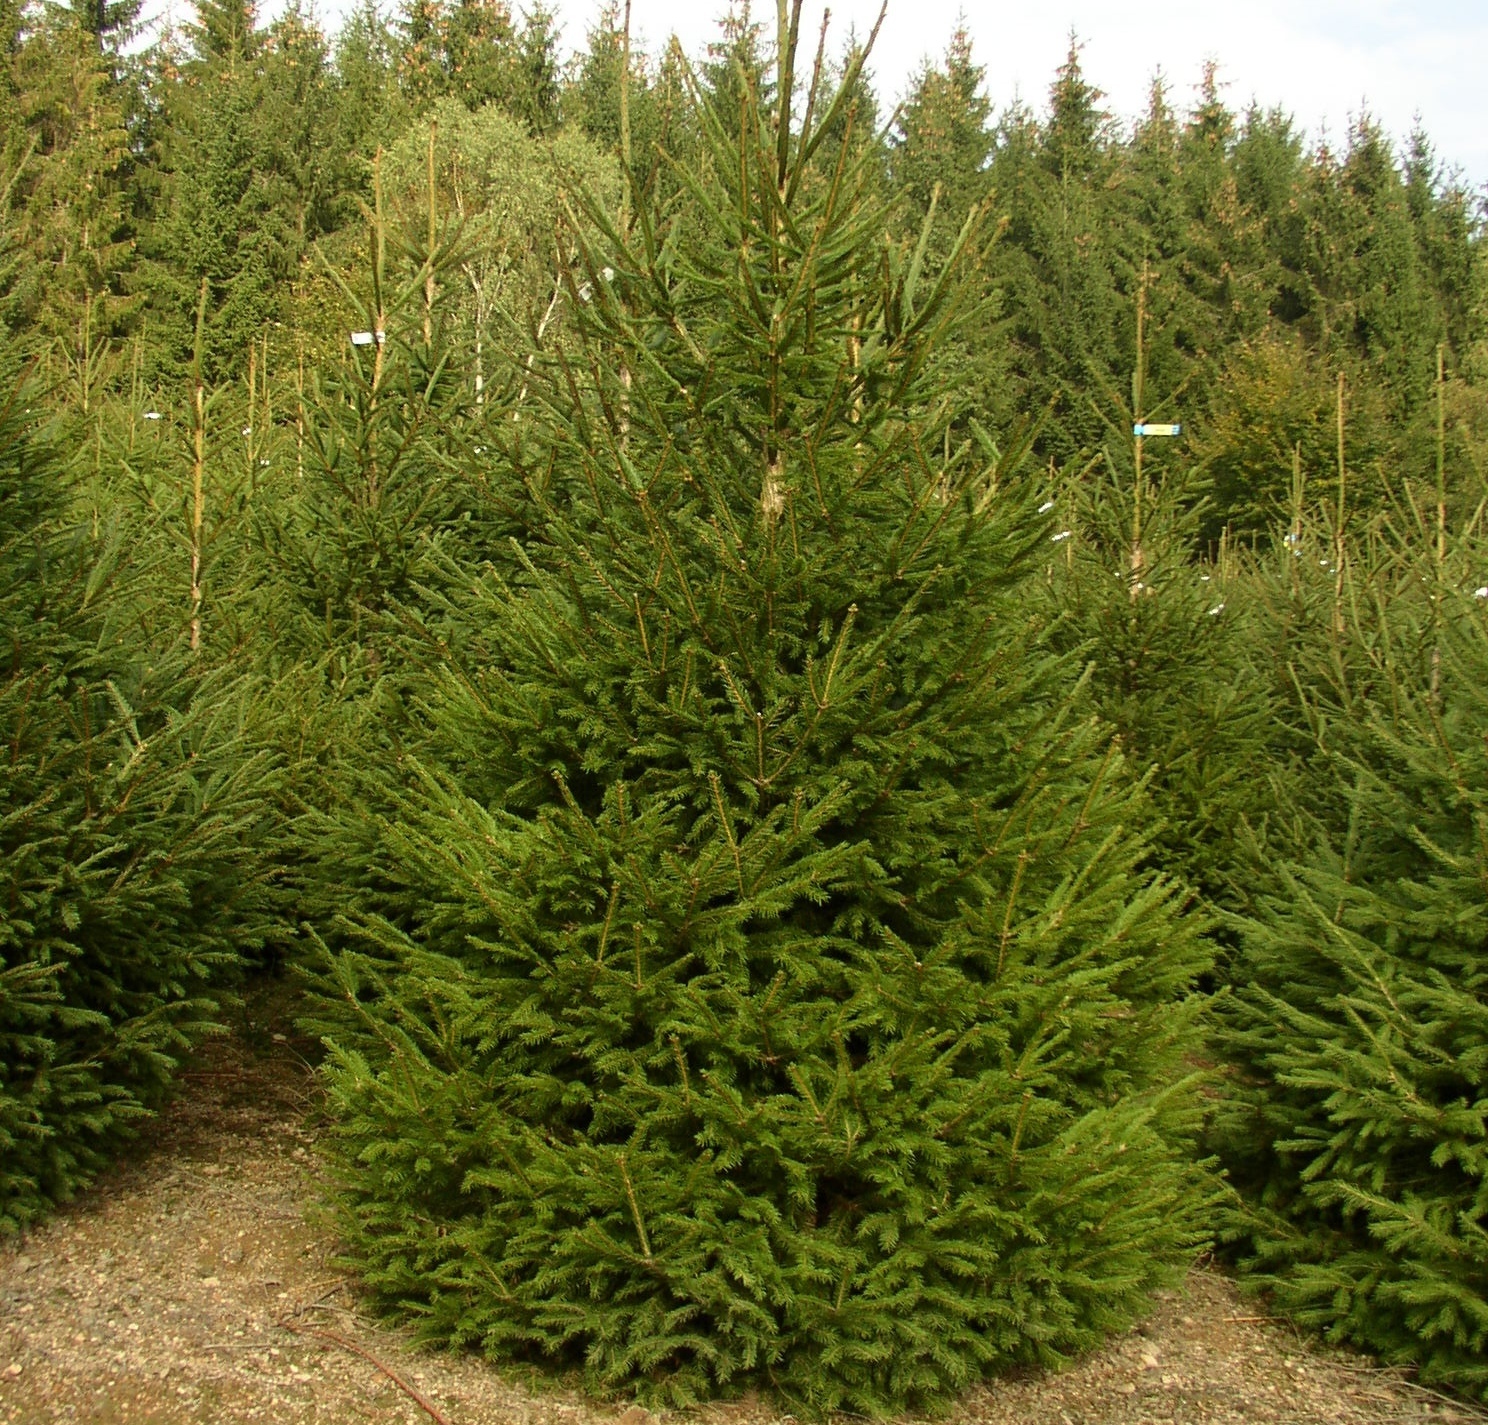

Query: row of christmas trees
2 0 1486 1412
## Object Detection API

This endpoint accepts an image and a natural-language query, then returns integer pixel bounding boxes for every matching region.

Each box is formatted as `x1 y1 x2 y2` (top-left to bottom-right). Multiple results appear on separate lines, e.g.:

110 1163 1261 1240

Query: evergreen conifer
0 321 280 1230
304 9 1213 1411
1218 560 1488 1399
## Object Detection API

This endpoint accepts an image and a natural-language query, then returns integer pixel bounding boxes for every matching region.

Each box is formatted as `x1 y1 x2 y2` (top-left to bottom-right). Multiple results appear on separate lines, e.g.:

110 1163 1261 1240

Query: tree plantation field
1 0 1486 1418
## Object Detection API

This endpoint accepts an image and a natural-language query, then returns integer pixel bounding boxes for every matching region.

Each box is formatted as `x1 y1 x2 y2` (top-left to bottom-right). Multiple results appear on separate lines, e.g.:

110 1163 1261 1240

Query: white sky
257 0 1488 194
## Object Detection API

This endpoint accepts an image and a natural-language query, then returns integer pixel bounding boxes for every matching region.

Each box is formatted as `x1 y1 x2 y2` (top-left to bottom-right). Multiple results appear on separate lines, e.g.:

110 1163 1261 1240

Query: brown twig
278 1317 454 1425
296 1300 360 1323
1317 1357 1488 1420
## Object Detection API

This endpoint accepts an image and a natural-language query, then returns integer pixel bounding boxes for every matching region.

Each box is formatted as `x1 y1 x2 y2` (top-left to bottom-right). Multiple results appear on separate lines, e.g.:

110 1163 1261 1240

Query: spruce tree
890 25 992 246
0 314 280 1230
441 0 520 112
394 0 447 110
1325 120 1437 407
304 8 1213 1411
0 2 136 372
1403 129 1479 362
138 0 297 382
1155 65 1274 450
332 0 404 178
568 2 662 173
257 5 346 255
1218 556 1488 1399
1048 449 1265 914
698 1 770 142
388 0 559 126
989 37 1126 463
185 0 259 73
887 27 1005 441
253 169 484 658
66 0 141 53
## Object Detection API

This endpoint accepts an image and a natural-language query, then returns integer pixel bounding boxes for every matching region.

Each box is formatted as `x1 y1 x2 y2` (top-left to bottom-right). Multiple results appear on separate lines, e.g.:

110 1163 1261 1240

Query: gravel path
1 995 1483 1425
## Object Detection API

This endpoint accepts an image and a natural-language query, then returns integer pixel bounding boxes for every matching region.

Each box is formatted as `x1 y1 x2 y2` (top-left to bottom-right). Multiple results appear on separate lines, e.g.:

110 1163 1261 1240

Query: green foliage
153 76 285 378
392 0 560 127
1215 531 1488 1399
3 0 1488 1406
891 26 991 237
332 1 405 175
1047 459 1266 911
301 25 1213 1412
252 198 483 657
568 3 656 161
138 3 352 383
0 5 135 369
0 345 280 1232
381 97 619 400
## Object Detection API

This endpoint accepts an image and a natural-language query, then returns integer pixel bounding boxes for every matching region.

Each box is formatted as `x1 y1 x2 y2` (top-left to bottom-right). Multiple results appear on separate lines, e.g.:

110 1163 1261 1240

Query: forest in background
3 0 1488 1413
4 0 1485 528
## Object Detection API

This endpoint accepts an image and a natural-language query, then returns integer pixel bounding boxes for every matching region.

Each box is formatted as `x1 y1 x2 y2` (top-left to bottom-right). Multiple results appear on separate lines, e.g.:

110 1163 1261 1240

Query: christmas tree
303 8 1214 1410
1217 512 1488 1400
0 280 279 1231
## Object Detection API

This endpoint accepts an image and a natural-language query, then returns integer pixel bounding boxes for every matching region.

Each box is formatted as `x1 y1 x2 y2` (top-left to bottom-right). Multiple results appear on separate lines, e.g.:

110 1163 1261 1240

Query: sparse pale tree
383 97 618 400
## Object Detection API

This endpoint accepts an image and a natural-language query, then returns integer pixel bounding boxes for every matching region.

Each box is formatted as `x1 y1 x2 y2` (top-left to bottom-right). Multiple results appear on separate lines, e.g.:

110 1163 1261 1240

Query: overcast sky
261 0 1488 193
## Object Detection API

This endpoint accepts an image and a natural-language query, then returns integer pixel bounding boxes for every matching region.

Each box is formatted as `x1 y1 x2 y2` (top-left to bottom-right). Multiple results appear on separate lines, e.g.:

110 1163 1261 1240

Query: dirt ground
1 992 1483 1425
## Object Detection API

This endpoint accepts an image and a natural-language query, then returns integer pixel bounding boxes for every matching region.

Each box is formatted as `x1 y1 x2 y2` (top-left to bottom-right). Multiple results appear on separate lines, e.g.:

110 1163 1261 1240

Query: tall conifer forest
3 0 1488 1409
